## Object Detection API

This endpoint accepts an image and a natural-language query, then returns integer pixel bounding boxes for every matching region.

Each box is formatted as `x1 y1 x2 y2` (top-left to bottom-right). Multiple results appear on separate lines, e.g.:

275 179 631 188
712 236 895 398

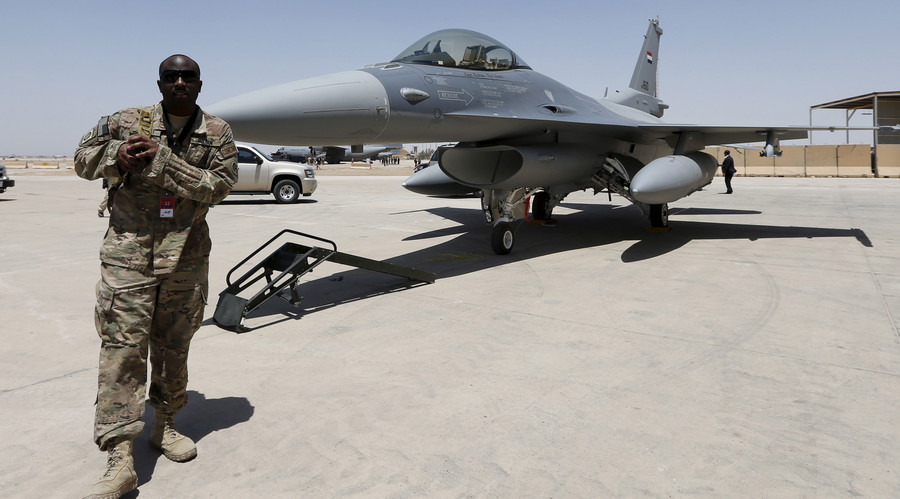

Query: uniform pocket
96 279 115 312
95 269 158 344
94 280 117 341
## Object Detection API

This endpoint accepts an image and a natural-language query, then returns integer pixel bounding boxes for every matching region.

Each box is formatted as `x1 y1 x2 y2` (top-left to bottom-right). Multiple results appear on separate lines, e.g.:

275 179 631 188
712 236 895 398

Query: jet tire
532 191 552 220
273 179 301 204
491 221 514 255
649 203 668 227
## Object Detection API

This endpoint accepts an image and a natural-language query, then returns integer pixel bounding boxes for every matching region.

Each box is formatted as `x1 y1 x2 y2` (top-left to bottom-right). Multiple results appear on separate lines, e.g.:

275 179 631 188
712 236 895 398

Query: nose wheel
491 221 515 255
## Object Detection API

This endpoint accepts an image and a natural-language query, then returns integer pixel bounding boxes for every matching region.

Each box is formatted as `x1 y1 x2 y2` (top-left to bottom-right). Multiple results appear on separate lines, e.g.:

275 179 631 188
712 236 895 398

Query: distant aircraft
209 19 893 254
271 144 403 164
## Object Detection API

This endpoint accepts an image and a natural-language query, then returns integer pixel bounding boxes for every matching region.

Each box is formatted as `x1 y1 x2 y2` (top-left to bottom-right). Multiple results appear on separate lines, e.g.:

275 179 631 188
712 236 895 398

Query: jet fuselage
207 22 738 253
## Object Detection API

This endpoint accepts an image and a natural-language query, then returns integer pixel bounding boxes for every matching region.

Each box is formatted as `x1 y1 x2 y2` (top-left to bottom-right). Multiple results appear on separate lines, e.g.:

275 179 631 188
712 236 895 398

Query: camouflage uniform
75 102 237 450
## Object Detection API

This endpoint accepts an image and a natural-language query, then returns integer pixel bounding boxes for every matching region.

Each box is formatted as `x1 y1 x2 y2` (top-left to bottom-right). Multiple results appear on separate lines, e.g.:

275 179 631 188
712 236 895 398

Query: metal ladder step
213 229 434 330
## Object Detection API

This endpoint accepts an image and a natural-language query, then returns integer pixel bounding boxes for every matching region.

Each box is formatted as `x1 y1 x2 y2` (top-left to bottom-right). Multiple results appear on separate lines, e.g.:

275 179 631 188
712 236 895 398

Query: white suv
232 143 317 203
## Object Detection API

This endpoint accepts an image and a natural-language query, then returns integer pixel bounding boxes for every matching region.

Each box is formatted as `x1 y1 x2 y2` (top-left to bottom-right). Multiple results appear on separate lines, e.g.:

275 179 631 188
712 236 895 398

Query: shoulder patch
79 116 111 147
220 142 238 158
80 127 97 146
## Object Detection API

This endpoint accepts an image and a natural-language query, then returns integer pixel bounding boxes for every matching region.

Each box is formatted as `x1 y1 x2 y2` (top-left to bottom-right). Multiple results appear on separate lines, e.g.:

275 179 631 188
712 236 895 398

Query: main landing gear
531 191 553 221
482 187 669 255
649 203 668 228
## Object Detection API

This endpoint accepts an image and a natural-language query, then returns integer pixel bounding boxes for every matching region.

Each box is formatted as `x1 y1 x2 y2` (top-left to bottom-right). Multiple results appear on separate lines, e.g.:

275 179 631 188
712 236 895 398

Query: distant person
720 150 736 194
75 54 238 499
97 178 112 217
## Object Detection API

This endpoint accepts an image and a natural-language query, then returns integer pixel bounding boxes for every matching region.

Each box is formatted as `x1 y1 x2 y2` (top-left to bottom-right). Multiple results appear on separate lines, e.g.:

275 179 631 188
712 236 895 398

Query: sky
1 0 898 156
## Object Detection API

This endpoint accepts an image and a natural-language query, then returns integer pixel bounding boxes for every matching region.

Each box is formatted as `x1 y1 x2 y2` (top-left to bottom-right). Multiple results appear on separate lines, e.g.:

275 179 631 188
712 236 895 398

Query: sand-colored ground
3 174 900 496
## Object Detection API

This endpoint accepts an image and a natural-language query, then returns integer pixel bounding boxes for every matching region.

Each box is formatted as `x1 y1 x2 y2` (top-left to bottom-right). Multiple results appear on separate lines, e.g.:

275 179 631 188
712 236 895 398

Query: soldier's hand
117 135 158 172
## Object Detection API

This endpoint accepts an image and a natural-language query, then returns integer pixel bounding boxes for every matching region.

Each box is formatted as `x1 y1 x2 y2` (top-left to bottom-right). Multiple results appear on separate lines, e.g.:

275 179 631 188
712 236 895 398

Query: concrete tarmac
1 172 898 497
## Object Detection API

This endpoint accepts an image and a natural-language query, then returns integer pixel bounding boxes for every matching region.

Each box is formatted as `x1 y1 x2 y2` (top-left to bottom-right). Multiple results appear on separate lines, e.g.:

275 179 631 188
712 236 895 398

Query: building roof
811 91 900 110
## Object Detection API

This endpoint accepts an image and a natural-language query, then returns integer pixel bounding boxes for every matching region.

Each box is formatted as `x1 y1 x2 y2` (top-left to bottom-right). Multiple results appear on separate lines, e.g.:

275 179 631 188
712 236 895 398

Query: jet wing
635 124 808 145
627 122 894 149
443 105 896 149
438 109 811 149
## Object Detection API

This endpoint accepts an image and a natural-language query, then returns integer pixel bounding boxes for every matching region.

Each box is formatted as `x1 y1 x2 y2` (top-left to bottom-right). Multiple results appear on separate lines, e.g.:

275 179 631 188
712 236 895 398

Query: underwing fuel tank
402 163 480 196
438 144 601 191
629 152 718 205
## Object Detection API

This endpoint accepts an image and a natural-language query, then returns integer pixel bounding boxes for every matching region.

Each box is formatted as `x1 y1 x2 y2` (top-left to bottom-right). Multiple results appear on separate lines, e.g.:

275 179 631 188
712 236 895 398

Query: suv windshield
392 29 529 71
251 146 273 161
238 146 274 163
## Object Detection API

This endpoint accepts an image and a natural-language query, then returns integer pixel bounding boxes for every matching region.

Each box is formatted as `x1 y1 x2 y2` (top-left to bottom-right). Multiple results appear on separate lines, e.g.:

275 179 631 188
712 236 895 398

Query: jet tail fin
629 18 663 97
608 18 668 118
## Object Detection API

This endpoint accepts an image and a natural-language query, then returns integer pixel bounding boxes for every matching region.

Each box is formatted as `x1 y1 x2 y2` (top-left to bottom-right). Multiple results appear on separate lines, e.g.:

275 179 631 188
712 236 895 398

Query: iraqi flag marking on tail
646 51 654 64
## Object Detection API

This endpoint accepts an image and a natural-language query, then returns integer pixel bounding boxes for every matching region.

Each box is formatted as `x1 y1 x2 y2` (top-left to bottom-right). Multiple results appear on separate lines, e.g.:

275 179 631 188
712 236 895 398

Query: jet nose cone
207 70 389 145
630 174 677 205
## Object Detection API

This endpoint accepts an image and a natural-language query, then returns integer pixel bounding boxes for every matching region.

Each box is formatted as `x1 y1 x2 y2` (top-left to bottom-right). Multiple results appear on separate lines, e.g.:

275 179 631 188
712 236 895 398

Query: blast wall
701 145 896 177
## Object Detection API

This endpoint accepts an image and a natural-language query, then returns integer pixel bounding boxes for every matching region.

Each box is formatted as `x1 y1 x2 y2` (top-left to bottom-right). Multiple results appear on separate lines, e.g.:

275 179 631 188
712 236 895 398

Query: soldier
97 178 114 217
75 54 238 498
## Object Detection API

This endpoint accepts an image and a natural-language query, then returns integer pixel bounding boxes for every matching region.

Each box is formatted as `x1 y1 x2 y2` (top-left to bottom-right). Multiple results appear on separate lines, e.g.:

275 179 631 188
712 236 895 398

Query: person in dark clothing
720 150 736 194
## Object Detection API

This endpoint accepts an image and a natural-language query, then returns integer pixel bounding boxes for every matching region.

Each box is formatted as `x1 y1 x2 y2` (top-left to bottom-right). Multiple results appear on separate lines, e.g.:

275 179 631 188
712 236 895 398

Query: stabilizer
607 18 669 118
629 17 663 98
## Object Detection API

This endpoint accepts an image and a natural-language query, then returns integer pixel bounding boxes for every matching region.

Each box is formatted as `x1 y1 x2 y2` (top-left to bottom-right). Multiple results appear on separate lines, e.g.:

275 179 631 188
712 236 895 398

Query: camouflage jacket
75 103 238 275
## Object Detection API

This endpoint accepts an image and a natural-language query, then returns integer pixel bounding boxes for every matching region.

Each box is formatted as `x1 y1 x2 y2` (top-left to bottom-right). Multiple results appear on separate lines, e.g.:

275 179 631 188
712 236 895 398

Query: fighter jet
208 19 880 254
272 144 403 164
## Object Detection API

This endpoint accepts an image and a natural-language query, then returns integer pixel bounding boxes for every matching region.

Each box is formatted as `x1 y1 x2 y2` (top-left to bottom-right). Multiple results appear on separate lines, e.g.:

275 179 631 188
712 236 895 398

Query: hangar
810 91 900 176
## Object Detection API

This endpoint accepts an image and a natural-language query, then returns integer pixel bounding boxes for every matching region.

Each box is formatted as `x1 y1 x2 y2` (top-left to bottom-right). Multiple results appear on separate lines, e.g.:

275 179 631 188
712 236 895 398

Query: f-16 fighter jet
209 19 873 254
272 144 403 164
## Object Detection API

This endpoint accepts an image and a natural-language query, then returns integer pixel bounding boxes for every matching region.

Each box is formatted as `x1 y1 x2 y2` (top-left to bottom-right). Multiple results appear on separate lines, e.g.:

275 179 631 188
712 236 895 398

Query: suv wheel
273 179 301 203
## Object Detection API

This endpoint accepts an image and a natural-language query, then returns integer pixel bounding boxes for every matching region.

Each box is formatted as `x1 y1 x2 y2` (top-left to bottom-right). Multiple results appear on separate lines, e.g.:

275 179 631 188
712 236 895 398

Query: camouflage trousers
92 262 208 451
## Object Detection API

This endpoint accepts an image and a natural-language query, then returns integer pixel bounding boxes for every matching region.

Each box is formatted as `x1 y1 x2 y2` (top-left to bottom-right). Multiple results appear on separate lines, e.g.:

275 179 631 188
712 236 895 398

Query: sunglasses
160 70 200 83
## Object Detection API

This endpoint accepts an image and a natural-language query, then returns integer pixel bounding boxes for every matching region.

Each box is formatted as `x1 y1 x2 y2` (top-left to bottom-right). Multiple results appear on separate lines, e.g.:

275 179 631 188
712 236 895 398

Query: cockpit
391 29 530 71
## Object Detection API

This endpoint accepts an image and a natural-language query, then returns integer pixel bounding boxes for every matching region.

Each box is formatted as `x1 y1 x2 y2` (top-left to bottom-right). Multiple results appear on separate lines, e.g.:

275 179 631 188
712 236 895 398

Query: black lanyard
161 105 200 155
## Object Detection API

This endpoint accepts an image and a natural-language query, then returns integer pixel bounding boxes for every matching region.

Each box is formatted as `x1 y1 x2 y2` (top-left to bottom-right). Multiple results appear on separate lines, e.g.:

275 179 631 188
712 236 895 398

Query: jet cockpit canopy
392 29 530 71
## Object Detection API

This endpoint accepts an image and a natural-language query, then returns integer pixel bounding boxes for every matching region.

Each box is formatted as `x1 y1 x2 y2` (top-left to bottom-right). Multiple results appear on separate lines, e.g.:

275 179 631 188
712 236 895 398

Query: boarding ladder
213 229 434 330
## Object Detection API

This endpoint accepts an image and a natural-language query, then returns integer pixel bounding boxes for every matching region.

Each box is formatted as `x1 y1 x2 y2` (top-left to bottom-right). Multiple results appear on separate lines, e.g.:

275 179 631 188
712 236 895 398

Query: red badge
160 195 175 218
